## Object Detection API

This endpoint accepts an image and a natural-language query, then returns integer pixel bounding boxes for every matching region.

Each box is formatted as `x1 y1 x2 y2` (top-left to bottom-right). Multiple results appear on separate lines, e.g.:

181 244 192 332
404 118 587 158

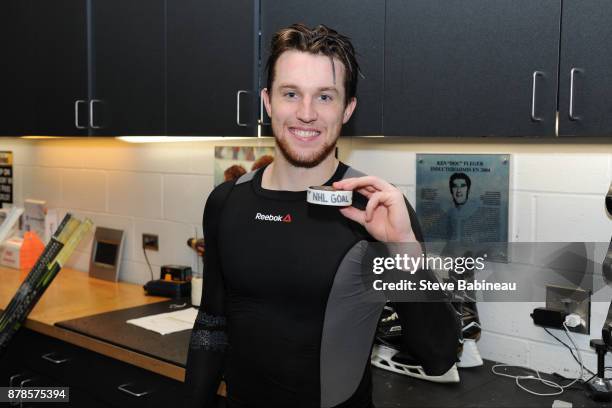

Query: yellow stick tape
54 217 81 245
53 219 94 268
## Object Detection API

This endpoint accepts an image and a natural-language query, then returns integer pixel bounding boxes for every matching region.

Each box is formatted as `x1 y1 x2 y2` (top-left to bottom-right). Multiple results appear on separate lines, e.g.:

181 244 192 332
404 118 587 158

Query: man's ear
261 88 272 118
342 97 357 124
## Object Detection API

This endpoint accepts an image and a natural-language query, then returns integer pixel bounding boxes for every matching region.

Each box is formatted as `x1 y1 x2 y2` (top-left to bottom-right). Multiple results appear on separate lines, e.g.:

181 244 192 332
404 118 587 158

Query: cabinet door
166 0 258 136
91 0 166 136
24 0 90 136
384 0 560 137
558 0 612 137
0 1 26 136
260 0 385 137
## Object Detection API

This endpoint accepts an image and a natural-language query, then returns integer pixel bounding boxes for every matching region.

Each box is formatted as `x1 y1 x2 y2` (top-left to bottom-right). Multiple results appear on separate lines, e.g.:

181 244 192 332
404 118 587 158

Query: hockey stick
0 216 93 355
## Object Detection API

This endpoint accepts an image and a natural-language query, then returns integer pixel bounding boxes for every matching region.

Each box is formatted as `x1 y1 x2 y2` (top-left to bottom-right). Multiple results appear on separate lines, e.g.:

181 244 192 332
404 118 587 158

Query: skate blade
371 345 460 383
457 338 483 368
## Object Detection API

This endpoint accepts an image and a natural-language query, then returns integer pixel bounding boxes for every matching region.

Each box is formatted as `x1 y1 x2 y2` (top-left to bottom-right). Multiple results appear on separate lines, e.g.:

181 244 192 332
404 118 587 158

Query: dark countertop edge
53 321 187 369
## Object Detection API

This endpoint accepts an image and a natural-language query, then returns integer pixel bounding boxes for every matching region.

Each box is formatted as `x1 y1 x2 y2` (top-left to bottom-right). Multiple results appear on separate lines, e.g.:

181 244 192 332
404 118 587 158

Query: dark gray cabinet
90 0 166 136
5 0 612 138
19 0 169 137
4 0 259 138
24 0 90 136
558 0 612 137
0 1 26 137
259 0 385 137
166 0 258 136
384 0 561 137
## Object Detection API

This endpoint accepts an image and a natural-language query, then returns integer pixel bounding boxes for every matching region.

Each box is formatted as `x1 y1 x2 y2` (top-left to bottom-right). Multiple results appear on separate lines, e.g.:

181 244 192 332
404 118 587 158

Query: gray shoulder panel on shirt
341 166 367 180
235 169 258 185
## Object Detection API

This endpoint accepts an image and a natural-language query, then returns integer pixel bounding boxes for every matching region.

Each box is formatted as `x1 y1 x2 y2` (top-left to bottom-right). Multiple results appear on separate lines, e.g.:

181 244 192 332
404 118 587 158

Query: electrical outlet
142 233 159 251
545 285 591 334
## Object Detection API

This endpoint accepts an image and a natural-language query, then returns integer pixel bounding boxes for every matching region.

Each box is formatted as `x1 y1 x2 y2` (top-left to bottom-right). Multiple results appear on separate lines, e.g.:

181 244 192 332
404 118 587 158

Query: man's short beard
276 135 337 169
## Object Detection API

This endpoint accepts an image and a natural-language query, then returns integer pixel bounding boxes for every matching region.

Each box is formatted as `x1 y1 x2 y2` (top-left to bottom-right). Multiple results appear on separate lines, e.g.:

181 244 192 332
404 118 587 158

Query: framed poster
0 152 13 205
416 154 509 261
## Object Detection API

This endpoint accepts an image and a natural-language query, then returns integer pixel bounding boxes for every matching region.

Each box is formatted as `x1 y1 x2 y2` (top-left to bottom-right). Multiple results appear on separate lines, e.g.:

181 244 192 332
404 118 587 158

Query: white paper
126 307 198 335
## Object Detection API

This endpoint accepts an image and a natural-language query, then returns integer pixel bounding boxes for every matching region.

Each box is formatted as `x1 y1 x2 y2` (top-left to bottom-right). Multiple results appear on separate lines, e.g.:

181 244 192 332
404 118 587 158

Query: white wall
2 137 272 284
2 135 612 377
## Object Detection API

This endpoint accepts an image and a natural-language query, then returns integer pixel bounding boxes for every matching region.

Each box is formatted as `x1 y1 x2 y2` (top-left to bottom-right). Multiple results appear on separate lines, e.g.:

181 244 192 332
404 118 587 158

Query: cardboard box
0 236 23 269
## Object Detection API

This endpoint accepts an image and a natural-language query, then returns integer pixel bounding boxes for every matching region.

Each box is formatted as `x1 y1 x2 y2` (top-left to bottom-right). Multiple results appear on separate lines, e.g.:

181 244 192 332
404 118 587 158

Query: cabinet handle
236 90 249 127
41 352 69 364
17 379 34 407
260 94 270 126
90 99 103 129
531 71 544 122
9 374 24 386
74 100 87 129
117 383 151 398
569 68 583 121
19 378 33 387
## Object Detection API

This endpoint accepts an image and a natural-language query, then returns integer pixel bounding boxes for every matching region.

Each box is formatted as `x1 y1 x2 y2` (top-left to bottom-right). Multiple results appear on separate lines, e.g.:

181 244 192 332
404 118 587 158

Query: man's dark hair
449 172 471 192
266 23 360 105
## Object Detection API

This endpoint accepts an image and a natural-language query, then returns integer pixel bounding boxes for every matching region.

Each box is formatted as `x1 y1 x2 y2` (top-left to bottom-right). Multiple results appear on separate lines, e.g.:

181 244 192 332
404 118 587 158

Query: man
184 24 459 408
449 172 471 207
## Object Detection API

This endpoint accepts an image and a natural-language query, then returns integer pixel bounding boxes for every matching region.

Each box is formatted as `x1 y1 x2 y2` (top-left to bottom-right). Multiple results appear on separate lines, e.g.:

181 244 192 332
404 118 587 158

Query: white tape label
306 186 352 206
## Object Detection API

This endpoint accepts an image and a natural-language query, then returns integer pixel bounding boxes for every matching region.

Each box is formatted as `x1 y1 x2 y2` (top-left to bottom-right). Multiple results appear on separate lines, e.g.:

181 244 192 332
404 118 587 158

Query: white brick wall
1 135 612 377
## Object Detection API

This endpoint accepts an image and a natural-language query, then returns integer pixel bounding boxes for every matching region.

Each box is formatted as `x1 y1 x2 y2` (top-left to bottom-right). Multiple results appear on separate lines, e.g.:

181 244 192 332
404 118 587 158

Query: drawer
17 330 85 388
75 349 183 408
2 335 108 407
5 329 183 408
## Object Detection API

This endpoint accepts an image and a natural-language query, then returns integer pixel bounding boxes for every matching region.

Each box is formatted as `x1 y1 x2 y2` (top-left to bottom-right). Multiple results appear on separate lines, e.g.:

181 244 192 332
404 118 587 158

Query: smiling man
183 24 460 408
267 50 352 169
260 26 357 189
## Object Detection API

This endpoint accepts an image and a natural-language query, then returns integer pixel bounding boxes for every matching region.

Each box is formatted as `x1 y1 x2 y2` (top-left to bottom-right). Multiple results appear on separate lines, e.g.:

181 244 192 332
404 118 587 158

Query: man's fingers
362 186 378 195
365 192 388 222
339 206 366 226
333 176 394 192
356 187 374 198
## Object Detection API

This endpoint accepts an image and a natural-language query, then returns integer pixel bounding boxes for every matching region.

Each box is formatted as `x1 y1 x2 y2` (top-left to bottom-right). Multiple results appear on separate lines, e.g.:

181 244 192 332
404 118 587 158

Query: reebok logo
255 212 292 223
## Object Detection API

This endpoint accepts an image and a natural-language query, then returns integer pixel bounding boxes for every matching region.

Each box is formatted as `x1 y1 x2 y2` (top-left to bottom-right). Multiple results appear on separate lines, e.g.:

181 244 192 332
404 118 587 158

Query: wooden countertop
0 266 185 381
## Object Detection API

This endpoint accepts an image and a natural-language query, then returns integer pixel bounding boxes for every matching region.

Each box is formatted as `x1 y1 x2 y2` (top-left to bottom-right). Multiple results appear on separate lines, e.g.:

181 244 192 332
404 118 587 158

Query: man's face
451 179 469 205
262 50 356 168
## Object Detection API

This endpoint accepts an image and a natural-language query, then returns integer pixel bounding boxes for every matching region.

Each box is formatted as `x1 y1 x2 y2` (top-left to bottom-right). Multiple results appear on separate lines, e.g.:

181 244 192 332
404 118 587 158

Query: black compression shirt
183 162 460 408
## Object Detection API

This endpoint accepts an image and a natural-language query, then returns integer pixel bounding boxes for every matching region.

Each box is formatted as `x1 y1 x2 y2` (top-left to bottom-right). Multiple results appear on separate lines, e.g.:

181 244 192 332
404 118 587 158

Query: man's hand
333 176 417 243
